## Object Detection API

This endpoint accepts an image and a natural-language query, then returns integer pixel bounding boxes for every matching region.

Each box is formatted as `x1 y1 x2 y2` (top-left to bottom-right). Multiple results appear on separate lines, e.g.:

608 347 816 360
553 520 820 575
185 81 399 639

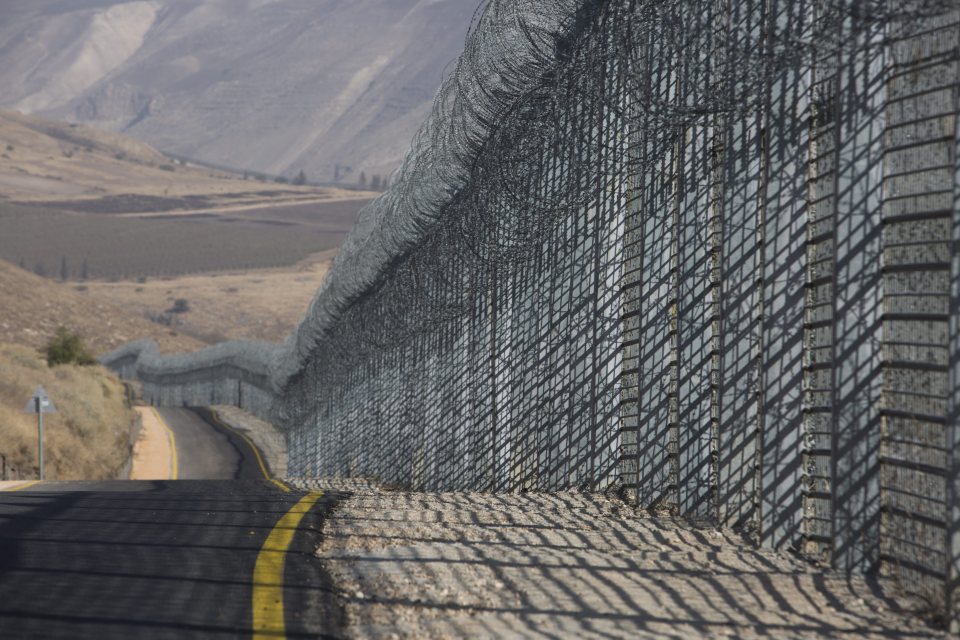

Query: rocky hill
0 0 478 183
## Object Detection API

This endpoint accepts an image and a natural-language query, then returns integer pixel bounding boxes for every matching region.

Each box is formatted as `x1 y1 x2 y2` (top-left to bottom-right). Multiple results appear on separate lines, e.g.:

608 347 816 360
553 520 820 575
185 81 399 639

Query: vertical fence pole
945 49 960 632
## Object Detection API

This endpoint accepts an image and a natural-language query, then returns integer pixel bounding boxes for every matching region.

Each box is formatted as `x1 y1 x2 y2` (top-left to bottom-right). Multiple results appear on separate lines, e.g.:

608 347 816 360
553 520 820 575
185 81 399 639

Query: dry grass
83 251 336 343
0 108 371 204
0 259 204 354
0 343 135 481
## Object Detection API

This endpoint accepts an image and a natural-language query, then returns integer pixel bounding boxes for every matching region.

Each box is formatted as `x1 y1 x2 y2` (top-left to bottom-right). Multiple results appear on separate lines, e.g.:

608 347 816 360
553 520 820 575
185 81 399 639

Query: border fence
101 0 960 626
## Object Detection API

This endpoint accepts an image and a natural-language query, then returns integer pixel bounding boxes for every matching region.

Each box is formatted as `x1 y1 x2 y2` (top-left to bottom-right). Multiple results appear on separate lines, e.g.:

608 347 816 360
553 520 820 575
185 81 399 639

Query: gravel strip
290 478 941 639
210 405 287 477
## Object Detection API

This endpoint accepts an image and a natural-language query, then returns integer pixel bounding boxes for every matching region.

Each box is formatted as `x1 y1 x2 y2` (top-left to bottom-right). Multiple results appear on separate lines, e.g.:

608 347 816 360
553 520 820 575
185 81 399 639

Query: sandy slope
83 250 336 343
0 259 203 354
0 109 366 204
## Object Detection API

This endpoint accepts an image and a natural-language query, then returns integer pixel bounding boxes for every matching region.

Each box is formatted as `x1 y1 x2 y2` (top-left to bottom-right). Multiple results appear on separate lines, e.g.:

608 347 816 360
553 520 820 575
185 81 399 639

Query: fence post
945 63 960 634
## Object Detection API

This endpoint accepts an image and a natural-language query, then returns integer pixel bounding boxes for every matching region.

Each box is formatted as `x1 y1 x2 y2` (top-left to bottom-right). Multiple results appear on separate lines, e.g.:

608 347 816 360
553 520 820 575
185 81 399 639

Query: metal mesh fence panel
99 0 960 625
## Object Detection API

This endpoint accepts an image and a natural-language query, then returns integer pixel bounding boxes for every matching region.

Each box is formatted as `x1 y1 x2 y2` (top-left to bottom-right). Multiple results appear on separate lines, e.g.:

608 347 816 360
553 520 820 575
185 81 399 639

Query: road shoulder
292 478 941 639
129 407 174 480
210 405 287 477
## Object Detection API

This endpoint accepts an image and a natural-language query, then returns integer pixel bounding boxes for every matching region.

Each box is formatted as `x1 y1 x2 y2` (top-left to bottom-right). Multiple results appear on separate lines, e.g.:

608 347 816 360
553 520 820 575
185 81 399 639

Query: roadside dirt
129 407 173 480
294 479 942 639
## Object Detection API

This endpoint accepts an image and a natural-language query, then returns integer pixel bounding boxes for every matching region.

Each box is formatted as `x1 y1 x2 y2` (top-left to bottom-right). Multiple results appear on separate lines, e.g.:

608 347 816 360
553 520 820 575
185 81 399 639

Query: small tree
42 327 96 367
371 174 381 190
293 169 307 186
80 259 89 281
359 171 367 188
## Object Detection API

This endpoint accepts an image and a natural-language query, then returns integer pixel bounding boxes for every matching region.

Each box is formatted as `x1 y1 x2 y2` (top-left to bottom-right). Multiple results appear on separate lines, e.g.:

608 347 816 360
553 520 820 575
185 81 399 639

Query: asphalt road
159 407 269 481
0 409 341 639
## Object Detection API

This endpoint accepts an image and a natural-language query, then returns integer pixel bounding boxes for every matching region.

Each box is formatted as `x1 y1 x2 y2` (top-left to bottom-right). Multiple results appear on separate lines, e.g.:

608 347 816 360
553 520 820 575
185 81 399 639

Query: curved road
160 407 272 481
0 408 341 639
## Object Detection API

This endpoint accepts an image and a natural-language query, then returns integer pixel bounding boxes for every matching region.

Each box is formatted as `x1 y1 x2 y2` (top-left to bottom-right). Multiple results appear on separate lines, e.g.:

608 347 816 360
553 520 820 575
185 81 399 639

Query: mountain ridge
0 0 478 182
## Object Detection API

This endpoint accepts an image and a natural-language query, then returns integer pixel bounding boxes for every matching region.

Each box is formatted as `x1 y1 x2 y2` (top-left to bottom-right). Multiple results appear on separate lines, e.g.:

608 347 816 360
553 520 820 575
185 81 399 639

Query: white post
36 397 43 481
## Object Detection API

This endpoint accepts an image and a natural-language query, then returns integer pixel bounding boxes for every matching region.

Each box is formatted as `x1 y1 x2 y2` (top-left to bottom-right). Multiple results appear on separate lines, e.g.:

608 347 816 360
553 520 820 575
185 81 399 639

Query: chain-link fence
101 0 960 626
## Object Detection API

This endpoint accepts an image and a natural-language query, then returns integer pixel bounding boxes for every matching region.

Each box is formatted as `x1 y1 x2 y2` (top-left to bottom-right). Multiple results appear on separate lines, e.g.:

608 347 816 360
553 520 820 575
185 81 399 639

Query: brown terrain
0 108 367 206
0 109 372 280
0 343 135 482
0 259 203 354
82 251 336 343
0 109 370 346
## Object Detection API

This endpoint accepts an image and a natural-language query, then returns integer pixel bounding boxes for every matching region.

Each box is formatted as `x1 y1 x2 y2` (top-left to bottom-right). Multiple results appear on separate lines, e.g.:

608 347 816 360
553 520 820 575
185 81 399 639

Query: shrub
42 327 97 367
168 298 190 313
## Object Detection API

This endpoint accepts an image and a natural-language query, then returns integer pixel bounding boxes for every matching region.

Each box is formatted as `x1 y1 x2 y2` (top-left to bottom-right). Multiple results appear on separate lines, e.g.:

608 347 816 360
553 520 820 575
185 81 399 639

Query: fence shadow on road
0 481 339 639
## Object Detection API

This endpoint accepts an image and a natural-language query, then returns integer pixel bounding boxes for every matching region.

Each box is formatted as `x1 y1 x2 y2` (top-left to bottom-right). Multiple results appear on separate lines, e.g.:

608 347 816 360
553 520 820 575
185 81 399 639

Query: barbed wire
268 0 951 428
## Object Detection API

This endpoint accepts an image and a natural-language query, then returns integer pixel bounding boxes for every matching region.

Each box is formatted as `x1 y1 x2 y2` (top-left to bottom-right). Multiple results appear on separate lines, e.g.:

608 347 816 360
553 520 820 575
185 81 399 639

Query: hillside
84 251 337 344
0 260 203 354
0 109 373 280
0 0 478 182
0 343 135 481
0 108 366 206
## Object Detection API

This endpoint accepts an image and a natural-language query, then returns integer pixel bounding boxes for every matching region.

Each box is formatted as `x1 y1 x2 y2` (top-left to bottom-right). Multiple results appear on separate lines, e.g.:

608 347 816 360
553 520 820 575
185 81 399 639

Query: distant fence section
101 339 278 421
101 0 960 627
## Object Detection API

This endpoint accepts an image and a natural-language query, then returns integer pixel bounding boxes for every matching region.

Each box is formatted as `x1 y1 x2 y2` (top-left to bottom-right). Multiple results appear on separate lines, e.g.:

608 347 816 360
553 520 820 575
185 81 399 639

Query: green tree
42 327 96 367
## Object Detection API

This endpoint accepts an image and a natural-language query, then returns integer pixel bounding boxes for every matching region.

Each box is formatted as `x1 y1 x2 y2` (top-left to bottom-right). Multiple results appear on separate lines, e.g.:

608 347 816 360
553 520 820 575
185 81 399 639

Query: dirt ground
294 479 942 639
129 407 174 480
0 260 204 354
84 251 335 343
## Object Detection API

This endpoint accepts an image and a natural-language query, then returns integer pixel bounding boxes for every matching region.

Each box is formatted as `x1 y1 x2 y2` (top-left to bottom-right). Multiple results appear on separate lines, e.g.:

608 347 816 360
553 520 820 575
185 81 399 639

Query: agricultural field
0 199 366 280
0 109 374 279
0 109 372 348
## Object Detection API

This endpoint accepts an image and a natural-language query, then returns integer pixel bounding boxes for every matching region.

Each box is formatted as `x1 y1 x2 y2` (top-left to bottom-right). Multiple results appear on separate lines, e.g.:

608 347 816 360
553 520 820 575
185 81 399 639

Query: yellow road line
2 480 41 492
252 491 324 638
152 407 179 480
210 411 290 492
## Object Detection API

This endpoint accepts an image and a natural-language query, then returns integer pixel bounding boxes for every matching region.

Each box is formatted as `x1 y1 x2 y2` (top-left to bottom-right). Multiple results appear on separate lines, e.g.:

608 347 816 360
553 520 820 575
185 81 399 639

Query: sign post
24 386 56 480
